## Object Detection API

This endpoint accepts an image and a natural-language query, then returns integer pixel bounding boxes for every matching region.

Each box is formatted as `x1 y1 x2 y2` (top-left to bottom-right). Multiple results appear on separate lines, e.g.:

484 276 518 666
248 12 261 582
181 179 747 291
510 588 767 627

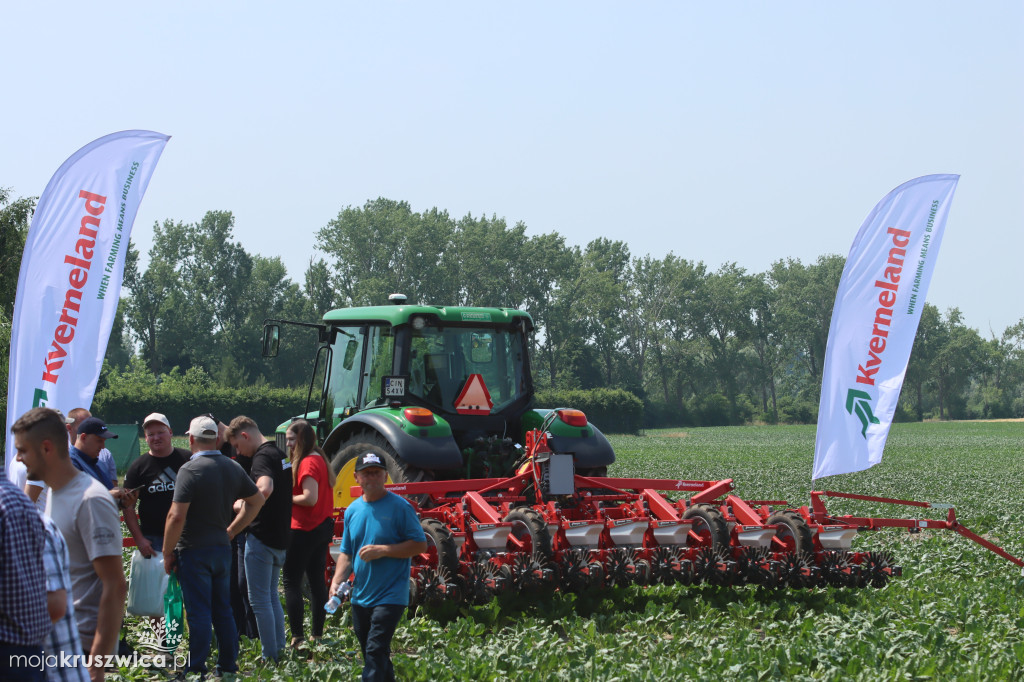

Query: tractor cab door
318 323 395 434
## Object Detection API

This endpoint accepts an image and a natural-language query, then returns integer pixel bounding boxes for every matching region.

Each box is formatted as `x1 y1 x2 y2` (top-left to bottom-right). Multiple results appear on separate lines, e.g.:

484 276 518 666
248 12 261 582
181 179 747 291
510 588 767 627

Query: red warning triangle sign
454 374 493 415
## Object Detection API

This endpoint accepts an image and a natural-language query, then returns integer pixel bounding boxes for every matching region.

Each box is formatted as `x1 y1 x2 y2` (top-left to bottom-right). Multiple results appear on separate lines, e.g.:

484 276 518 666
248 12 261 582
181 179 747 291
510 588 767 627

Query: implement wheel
683 503 729 552
503 507 553 559
767 510 815 554
420 519 459 577
330 429 430 508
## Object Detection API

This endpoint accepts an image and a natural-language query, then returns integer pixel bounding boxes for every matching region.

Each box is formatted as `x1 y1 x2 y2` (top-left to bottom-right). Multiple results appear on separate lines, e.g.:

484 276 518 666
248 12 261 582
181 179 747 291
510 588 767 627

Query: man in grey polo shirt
12 407 126 682
163 416 264 678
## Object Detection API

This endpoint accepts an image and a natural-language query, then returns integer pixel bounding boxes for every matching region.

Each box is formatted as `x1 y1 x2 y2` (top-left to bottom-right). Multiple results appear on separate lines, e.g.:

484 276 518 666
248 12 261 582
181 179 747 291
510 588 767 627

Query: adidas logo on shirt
148 468 178 493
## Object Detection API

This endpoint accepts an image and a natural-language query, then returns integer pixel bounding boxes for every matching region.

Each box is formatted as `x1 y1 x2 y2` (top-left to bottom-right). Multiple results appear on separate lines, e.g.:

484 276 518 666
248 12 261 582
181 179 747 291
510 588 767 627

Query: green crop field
120 422 1024 681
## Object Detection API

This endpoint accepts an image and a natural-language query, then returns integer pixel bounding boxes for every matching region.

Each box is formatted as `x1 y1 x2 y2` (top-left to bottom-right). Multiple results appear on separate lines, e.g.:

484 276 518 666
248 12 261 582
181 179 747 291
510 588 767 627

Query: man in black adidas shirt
124 413 189 558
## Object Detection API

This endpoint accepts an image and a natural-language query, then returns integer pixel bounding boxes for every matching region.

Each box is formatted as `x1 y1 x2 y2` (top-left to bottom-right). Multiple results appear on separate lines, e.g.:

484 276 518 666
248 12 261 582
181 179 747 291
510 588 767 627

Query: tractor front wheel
331 430 430 509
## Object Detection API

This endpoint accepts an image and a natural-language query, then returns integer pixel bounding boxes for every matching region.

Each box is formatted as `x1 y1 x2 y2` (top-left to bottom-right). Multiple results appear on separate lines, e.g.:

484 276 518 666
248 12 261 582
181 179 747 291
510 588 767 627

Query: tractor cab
263 297 614 509
302 304 534 435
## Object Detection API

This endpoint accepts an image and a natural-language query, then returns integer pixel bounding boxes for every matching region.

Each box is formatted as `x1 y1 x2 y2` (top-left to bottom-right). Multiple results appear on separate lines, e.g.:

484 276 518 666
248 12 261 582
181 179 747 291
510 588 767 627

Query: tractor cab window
363 325 395 407
324 324 395 421
408 324 527 413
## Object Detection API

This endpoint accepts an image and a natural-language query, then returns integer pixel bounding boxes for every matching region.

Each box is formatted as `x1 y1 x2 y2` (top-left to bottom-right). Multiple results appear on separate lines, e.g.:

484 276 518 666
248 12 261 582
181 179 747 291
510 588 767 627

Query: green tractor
263 294 615 509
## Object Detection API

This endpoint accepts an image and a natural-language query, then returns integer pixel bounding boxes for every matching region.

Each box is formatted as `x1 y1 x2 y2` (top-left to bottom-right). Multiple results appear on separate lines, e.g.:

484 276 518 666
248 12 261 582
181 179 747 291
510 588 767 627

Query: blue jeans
144 534 163 552
244 534 287 661
176 546 237 674
351 603 406 682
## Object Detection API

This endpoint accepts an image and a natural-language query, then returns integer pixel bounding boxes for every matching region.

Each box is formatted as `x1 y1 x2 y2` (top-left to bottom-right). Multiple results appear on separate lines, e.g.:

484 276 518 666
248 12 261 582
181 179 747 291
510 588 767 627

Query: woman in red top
281 419 337 649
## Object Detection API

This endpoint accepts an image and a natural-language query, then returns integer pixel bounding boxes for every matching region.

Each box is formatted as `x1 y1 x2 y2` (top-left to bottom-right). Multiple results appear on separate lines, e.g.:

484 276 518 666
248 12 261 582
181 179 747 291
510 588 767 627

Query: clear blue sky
3 2 1021 334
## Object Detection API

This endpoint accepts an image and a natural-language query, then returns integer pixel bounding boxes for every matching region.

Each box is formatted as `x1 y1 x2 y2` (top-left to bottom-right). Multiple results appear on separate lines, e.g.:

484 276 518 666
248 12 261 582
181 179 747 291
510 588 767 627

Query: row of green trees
3 192 1023 429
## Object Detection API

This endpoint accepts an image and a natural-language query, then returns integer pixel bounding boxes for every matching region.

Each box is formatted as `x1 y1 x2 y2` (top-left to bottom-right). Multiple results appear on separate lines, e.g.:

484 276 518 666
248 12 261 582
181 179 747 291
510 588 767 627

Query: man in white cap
123 413 190 559
163 415 265 678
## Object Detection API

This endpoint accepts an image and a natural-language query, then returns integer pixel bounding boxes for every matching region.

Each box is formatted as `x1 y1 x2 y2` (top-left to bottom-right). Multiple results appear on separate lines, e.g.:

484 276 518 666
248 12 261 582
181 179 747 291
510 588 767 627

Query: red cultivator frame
330 426 1024 610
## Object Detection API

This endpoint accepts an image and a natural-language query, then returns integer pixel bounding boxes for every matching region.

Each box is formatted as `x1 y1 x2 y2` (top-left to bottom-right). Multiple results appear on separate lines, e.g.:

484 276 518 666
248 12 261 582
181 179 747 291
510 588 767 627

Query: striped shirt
41 516 88 682
0 476 50 645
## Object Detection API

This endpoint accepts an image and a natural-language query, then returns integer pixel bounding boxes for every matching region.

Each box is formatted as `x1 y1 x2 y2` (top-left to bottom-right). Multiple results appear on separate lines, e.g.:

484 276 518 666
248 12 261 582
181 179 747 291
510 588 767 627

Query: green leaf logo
846 388 880 438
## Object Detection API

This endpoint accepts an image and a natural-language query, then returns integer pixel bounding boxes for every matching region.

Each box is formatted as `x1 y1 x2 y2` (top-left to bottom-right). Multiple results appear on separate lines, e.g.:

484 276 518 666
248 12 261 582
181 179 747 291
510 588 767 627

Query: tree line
2 191 1022 430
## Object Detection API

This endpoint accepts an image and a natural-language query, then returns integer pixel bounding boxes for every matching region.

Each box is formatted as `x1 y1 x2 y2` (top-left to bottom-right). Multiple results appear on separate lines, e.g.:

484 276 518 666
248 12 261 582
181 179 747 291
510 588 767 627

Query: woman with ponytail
281 419 338 649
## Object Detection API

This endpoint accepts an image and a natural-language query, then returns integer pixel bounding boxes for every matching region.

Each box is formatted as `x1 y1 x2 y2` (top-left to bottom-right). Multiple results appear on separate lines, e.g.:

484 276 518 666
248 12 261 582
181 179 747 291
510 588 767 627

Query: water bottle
325 582 351 613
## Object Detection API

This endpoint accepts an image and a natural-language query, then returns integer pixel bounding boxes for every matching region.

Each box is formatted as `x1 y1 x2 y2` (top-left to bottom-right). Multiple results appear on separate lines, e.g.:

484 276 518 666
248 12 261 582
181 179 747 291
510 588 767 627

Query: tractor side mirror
262 324 280 358
342 339 359 371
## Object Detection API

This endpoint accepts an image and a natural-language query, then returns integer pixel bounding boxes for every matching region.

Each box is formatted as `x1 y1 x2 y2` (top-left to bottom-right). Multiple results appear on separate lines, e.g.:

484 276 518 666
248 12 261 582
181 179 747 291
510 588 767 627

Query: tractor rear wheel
767 510 815 554
503 507 553 559
683 503 729 552
420 518 459 577
330 430 430 508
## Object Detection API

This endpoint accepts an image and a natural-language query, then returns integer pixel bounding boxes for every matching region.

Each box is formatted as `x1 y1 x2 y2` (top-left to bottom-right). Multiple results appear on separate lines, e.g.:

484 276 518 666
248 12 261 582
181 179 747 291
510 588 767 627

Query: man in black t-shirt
220 432 260 641
226 415 293 662
124 413 190 558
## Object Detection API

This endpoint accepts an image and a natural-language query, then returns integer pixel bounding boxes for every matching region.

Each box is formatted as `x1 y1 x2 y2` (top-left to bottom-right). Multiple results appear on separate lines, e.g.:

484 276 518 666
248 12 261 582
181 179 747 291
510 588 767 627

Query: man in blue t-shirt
330 452 426 682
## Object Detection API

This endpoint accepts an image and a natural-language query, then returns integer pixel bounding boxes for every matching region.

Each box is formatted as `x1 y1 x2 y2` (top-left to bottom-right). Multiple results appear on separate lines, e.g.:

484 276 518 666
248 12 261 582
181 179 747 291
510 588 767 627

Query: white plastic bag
126 549 169 617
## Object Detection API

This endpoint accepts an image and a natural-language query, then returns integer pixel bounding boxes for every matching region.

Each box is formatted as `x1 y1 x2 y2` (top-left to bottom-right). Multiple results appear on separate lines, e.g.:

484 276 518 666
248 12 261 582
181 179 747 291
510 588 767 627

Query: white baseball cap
143 413 171 430
186 415 218 439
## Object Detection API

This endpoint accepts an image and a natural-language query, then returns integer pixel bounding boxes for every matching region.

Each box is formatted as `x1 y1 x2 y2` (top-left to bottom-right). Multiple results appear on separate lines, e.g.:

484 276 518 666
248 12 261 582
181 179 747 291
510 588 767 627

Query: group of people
3 406 427 682
122 411 344 675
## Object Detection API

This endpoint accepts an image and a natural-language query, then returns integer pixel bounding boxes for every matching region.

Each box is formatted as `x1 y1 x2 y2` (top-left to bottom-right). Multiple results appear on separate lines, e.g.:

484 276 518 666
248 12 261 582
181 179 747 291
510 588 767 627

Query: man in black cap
70 417 117 489
67 408 117 490
70 416 142 531
328 452 426 682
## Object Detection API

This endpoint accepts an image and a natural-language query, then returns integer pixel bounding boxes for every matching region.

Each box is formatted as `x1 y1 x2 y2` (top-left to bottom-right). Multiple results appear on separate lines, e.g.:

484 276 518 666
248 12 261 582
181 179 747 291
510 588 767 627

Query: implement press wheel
503 507 554 559
767 510 815 554
683 503 729 552
420 518 459 577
